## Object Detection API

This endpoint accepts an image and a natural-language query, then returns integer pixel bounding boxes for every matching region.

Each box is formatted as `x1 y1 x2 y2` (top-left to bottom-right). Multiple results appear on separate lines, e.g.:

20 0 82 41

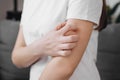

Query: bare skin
39 19 94 80
12 18 94 80
12 22 79 68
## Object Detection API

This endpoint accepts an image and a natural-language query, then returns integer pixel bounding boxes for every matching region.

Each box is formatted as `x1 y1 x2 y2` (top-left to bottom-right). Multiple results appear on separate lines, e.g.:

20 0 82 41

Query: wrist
29 40 45 58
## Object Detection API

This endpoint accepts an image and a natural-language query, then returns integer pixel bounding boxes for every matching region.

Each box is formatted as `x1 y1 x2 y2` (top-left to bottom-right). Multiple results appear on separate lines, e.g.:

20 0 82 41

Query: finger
59 43 77 50
59 25 71 35
55 22 66 30
58 50 72 56
64 30 76 36
59 25 77 35
60 35 79 43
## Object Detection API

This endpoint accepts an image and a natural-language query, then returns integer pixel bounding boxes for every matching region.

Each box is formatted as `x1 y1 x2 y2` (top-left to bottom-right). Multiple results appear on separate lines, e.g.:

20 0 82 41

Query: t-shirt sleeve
20 0 27 26
66 0 103 26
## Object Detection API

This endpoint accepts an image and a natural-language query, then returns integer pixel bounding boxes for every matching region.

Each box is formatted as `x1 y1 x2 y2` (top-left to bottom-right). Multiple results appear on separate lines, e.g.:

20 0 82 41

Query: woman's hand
33 22 79 57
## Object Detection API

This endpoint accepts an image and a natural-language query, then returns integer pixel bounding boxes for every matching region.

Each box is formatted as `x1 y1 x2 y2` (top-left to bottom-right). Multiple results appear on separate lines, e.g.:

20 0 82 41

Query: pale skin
12 21 79 68
38 19 94 80
12 19 94 80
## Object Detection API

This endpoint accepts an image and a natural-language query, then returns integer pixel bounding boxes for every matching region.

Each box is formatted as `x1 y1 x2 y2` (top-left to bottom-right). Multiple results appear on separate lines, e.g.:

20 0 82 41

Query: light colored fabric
20 0 103 80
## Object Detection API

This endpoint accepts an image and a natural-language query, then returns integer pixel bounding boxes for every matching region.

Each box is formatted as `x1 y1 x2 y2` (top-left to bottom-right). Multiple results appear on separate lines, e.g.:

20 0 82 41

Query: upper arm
57 0 103 69
13 25 26 50
67 0 103 26
14 0 28 49
52 19 94 72
40 0 103 79
39 19 94 80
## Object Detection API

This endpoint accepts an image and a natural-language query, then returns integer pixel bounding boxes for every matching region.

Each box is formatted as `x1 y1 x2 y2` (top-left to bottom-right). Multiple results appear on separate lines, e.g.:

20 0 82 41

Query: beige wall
0 0 23 21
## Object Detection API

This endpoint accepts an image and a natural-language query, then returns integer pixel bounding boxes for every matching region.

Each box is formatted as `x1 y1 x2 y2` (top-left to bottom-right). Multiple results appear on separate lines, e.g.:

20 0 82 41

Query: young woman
12 0 107 80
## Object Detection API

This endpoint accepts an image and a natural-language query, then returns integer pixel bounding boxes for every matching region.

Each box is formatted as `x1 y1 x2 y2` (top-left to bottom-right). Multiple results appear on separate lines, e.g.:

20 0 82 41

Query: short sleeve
20 0 28 26
67 0 103 26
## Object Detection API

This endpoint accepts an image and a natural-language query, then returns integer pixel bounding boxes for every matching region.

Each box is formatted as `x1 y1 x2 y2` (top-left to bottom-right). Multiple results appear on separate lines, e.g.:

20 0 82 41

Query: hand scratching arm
39 19 94 80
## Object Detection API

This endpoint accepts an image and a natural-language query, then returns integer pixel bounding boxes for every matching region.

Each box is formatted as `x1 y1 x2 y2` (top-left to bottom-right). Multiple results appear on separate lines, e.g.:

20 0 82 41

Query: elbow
12 52 26 68
11 54 22 68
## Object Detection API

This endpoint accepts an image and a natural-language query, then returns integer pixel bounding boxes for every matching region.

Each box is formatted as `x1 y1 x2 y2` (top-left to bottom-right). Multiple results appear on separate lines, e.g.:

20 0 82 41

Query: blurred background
0 0 120 80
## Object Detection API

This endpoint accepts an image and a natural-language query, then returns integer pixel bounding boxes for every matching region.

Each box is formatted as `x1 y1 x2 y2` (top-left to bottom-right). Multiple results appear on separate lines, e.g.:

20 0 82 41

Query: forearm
39 19 93 80
12 23 78 68
12 44 41 68
39 38 88 80
39 57 71 80
12 26 43 68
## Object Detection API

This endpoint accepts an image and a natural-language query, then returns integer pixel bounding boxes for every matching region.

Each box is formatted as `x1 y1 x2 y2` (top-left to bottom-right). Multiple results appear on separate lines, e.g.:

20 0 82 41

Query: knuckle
62 52 67 56
70 36 74 41
74 35 79 40
66 44 71 48
58 51 66 56
62 51 70 56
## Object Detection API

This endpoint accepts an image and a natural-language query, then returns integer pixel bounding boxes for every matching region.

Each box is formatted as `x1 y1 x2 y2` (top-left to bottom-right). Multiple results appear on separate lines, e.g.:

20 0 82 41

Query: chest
24 0 68 27
23 0 69 44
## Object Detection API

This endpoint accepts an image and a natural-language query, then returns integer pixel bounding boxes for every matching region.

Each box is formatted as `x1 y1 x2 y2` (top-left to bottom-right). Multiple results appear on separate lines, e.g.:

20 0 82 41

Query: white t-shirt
20 0 103 80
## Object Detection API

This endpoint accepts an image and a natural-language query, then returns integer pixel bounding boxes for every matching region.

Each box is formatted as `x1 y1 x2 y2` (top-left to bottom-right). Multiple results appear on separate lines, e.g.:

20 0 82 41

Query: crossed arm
12 18 94 80
39 19 94 80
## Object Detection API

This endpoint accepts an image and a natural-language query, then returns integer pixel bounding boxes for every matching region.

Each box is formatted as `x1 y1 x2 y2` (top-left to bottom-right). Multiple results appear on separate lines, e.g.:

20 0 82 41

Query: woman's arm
12 26 42 68
39 19 94 80
12 23 78 68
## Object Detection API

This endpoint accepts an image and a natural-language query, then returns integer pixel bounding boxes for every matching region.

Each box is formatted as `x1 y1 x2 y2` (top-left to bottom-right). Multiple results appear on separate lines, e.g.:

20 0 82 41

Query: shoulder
67 0 103 25
68 0 103 8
